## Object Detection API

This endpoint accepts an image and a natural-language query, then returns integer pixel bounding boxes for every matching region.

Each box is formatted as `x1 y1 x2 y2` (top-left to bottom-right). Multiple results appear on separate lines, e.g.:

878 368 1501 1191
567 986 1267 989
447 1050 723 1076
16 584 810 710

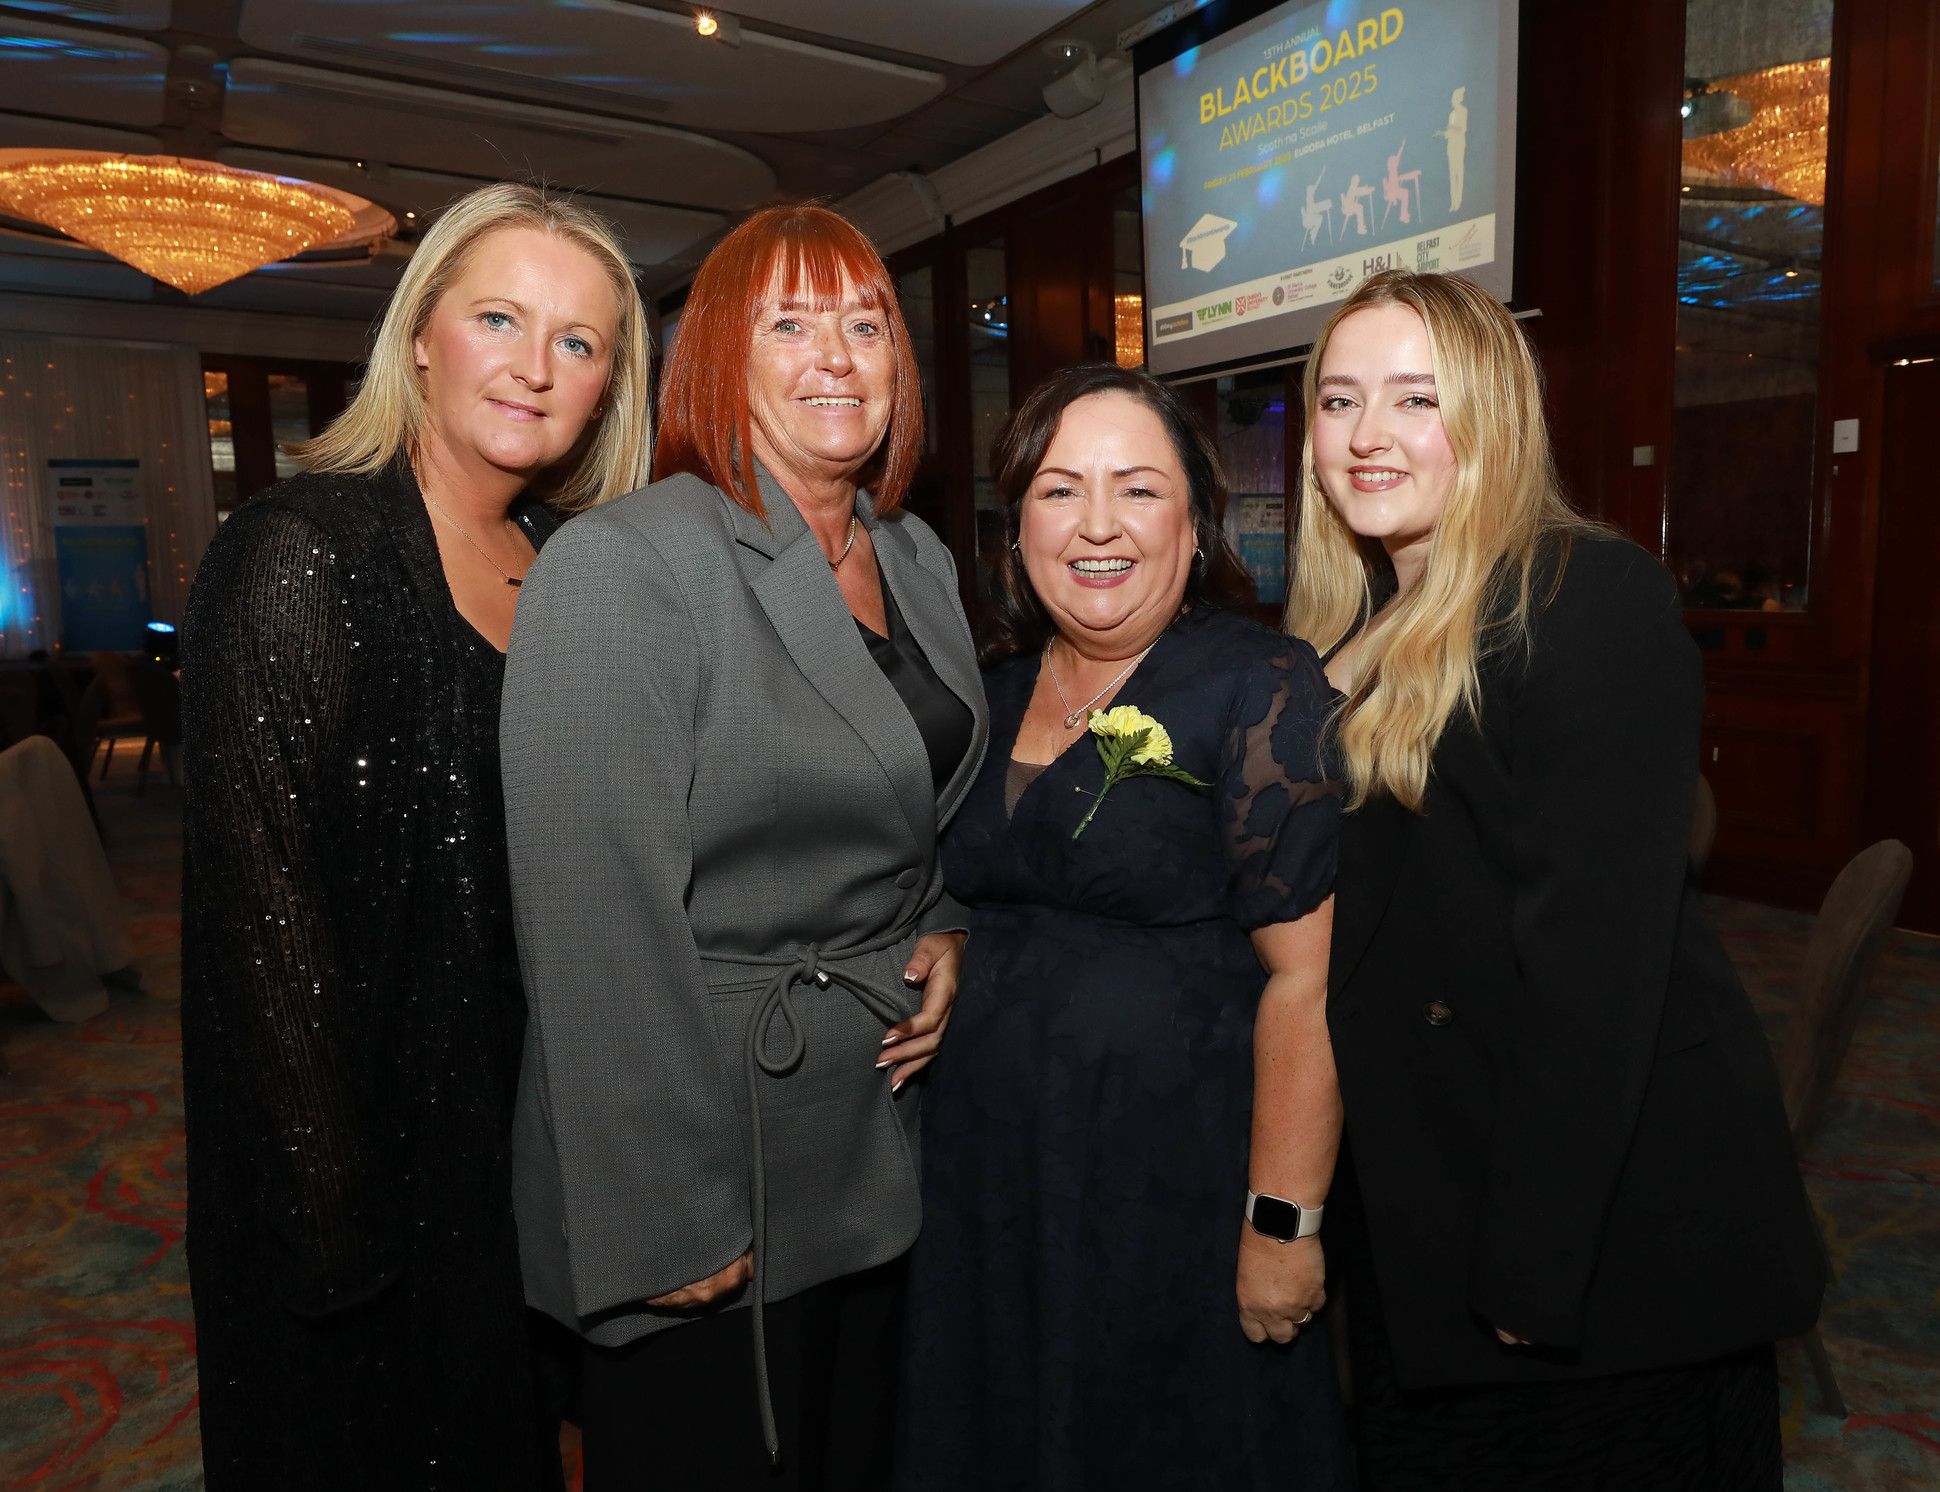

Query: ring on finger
1296 1310 1314 1325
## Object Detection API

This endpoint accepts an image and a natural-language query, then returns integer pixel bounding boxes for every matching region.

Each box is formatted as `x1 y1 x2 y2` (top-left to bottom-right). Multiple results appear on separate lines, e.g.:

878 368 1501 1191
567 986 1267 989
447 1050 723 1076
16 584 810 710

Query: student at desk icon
1340 174 1374 238
1301 171 1332 246
1381 141 1422 228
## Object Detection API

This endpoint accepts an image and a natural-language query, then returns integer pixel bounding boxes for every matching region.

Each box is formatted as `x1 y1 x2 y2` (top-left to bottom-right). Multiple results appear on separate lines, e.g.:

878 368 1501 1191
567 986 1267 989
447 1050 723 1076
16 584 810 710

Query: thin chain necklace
827 513 858 570
1045 640 1155 730
425 491 525 587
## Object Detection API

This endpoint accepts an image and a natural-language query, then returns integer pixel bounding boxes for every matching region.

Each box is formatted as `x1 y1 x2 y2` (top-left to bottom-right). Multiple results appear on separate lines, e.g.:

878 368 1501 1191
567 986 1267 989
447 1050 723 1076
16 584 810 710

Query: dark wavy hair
981 363 1255 662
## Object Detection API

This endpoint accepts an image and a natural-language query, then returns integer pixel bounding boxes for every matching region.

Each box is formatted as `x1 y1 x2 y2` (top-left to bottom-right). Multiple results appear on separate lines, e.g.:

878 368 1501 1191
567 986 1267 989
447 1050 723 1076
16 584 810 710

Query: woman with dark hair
500 203 986 1490
898 364 1351 1490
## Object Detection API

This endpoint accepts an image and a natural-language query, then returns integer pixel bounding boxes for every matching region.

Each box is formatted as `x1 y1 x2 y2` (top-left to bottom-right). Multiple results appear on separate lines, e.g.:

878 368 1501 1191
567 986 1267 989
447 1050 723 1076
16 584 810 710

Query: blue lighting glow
146 621 177 634
481 43 585 58
1150 148 1176 189
1172 46 1199 78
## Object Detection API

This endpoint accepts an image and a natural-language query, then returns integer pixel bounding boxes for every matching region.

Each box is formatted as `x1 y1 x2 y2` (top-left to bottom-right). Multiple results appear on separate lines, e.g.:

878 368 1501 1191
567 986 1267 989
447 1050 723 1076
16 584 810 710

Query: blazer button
895 868 921 890
1423 1000 1454 1026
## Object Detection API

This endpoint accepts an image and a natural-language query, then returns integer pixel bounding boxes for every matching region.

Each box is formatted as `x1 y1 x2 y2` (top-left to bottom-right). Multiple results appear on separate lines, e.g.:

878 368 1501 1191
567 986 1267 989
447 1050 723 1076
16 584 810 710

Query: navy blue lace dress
898 605 1350 1491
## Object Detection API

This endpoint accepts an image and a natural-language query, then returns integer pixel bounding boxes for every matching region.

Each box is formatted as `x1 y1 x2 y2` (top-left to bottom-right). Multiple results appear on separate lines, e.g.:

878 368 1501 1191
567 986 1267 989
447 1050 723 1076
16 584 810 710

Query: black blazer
1327 533 1824 1390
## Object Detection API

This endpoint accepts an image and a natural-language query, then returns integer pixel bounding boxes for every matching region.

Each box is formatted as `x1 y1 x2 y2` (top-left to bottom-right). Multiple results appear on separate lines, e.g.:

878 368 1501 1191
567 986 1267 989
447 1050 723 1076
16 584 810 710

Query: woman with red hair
500 203 987 1489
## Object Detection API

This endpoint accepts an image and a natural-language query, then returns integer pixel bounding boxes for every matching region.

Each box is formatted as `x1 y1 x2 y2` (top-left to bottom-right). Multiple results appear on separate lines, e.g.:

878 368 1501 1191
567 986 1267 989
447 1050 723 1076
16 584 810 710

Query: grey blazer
500 467 988 1354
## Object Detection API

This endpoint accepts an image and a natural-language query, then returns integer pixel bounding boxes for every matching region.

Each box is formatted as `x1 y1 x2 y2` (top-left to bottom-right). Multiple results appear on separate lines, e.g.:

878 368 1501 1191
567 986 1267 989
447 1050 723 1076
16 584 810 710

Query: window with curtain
967 240 1010 602
1668 0 1834 612
1215 369 1286 607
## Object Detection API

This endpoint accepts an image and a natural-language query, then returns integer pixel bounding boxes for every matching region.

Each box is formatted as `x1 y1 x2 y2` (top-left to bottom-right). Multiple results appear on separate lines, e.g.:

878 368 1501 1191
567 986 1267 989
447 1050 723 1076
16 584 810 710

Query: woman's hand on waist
878 931 965 1092
643 1249 753 1310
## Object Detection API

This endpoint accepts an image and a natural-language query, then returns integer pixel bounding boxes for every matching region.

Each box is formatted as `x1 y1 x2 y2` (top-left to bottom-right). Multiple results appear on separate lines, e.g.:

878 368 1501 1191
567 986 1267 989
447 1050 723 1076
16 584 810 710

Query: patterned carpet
1 764 1934 1489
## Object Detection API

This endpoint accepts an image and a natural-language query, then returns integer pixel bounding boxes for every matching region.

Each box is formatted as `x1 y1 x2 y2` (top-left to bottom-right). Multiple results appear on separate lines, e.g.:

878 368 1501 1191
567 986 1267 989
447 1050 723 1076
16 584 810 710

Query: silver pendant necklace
1045 641 1154 729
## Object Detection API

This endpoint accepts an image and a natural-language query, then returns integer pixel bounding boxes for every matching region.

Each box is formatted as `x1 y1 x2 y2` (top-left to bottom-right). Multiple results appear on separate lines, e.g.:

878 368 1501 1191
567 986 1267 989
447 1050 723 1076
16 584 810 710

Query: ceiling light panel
235 0 946 133
217 150 729 267
221 60 776 212
724 0 1092 66
0 108 158 154
0 0 171 26
0 17 169 128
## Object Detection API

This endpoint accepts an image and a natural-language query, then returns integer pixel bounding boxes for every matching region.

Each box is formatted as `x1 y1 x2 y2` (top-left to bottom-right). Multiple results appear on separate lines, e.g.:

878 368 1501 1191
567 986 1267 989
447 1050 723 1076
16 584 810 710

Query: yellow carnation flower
1087 705 1174 766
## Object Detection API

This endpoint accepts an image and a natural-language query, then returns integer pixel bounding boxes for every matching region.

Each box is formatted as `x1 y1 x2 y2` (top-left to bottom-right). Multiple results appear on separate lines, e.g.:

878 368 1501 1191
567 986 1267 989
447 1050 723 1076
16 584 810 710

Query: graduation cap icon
1180 213 1239 272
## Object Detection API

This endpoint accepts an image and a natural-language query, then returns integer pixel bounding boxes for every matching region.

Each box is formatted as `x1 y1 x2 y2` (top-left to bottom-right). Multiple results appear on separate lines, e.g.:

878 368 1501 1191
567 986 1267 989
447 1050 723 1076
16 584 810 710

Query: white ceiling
0 0 1161 318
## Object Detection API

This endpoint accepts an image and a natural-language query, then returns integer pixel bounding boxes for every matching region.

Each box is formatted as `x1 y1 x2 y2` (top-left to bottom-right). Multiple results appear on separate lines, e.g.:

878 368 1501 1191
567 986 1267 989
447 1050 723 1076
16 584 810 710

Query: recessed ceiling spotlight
693 9 741 45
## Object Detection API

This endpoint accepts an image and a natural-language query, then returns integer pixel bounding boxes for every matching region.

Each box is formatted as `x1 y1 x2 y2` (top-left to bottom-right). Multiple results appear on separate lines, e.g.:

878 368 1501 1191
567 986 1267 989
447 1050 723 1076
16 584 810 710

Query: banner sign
1139 0 1515 373
50 458 151 652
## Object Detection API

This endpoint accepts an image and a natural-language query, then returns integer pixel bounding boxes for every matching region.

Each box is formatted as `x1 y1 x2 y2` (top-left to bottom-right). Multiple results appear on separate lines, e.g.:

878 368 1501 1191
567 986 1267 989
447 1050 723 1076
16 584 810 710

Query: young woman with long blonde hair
1288 269 1822 1489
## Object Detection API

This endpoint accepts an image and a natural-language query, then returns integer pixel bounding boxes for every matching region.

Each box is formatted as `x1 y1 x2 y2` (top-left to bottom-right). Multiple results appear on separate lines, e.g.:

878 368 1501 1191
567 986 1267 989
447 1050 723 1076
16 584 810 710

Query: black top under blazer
1327 532 1825 1390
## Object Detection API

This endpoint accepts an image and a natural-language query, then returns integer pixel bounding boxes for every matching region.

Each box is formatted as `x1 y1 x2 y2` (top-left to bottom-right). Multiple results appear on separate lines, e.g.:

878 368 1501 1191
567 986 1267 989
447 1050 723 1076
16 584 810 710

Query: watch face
1250 1194 1302 1241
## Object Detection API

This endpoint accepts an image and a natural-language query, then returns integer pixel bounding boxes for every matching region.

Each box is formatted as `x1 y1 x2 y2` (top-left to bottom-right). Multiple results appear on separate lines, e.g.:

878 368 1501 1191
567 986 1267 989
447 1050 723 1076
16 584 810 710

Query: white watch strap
1246 1189 1324 1239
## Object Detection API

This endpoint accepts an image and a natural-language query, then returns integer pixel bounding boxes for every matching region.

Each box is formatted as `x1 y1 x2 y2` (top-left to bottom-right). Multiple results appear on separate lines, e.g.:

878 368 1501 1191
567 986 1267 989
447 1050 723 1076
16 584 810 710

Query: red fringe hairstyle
654 203 923 519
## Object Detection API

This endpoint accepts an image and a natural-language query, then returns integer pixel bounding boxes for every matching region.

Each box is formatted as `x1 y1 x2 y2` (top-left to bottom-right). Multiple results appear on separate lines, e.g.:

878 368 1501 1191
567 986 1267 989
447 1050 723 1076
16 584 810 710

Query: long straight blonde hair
296 183 652 512
1286 270 1591 810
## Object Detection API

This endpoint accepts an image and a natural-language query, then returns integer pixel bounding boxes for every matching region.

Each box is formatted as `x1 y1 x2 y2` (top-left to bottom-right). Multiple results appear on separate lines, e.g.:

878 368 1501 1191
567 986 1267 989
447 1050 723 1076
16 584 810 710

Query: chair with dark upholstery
1774 837 1913 1418
127 661 181 796
1689 772 1717 873
86 651 145 778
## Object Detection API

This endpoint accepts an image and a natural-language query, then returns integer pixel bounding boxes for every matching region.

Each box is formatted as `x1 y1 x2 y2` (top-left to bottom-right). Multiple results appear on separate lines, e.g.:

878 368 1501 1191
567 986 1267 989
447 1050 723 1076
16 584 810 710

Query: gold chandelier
1681 58 1830 206
0 152 369 295
1114 292 1144 368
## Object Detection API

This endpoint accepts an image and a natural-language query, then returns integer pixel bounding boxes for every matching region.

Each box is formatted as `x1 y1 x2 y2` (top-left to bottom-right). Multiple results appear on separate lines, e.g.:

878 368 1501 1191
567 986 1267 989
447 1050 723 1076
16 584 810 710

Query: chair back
1774 839 1913 1150
128 660 181 746
1690 773 1718 872
88 651 141 721
66 678 105 773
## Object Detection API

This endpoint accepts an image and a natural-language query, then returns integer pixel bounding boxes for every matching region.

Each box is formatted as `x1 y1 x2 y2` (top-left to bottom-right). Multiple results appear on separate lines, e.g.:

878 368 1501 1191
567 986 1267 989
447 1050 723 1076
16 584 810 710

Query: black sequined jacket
181 461 559 1490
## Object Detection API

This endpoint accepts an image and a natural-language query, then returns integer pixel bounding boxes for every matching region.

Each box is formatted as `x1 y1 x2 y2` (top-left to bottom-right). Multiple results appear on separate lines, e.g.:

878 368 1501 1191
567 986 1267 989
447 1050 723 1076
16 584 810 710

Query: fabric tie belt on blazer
705 930 913 1465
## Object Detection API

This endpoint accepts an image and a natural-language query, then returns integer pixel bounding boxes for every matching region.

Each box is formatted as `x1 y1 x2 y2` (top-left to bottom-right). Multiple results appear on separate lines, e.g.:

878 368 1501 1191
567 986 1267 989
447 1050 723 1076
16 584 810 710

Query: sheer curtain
0 332 217 657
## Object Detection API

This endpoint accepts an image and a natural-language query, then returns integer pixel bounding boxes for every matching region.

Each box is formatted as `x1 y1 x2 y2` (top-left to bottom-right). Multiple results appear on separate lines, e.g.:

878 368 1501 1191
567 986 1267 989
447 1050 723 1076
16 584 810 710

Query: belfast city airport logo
1180 212 1239 273
1155 311 1195 339
1415 235 1441 270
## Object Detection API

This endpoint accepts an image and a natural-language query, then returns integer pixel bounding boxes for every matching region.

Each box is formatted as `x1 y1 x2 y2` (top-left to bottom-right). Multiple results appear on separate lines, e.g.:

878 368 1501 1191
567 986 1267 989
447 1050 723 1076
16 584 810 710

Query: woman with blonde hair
1289 268 1822 1487
181 182 650 1489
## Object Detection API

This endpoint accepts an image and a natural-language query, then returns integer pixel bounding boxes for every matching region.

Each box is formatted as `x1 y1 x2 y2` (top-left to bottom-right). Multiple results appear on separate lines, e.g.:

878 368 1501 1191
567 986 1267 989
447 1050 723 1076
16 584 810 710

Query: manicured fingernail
891 1077 906 1094
875 1057 893 1070
881 1032 901 1046
903 970 920 985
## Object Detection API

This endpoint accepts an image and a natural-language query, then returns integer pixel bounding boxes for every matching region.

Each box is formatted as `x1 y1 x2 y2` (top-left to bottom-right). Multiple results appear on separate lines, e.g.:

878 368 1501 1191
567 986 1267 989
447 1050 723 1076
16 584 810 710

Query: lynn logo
1195 300 1234 325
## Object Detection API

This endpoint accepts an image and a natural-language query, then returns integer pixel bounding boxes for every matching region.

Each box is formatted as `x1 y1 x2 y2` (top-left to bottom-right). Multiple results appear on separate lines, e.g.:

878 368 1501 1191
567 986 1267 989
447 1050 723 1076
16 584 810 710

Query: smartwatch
1245 1190 1323 1242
